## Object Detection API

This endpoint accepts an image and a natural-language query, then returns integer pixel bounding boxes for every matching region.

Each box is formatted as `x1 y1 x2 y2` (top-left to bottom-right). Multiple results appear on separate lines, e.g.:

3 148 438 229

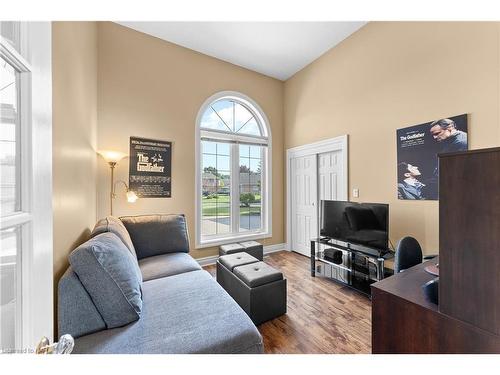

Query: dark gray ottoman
216 252 259 292
216 254 287 325
240 241 264 261
219 241 263 260
219 243 245 257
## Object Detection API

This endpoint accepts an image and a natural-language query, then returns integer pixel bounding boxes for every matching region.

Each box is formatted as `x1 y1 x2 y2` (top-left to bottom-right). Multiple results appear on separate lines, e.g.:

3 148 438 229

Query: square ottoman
239 241 264 261
216 252 259 292
219 241 263 260
219 243 245 258
217 255 287 325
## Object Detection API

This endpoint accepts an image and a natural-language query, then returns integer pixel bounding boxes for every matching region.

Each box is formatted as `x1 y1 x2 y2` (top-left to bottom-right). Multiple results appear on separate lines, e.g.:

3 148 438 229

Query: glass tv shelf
310 237 394 296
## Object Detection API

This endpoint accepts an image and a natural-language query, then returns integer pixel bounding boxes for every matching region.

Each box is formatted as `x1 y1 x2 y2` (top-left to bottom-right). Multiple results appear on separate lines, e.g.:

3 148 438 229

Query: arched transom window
196 92 271 247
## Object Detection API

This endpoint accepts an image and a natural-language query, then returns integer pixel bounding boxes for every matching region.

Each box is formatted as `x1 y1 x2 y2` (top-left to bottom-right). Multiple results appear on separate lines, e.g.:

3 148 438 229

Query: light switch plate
353 188 359 198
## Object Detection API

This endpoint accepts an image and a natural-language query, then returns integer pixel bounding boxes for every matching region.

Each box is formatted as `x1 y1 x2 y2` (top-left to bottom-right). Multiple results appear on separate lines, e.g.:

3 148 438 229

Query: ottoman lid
239 241 262 250
219 252 258 271
233 261 283 288
220 243 245 254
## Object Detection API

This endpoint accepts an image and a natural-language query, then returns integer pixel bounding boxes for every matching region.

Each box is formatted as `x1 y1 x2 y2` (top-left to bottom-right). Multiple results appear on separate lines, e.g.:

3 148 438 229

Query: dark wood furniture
371 257 500 353
372 148 500 353
439 147 500 336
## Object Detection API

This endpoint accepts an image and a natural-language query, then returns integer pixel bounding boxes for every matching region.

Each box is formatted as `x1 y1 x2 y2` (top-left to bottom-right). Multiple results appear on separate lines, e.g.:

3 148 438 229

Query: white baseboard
196 255 219 267
263 243 288 254
196 243 288 267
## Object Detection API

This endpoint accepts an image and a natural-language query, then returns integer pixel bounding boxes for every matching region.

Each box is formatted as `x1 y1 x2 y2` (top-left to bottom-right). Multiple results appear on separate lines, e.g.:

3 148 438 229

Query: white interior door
291 155 317 257
290 150 345 257
318 150 344 201
287 135 348 258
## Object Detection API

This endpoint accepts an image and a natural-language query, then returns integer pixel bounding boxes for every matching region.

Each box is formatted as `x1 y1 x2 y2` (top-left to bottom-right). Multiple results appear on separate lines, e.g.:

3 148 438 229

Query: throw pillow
69 232 143 328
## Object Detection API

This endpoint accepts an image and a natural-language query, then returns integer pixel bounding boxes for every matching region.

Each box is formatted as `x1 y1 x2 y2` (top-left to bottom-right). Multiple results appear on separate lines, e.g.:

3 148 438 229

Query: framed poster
129 137 172 198
396 114 468 200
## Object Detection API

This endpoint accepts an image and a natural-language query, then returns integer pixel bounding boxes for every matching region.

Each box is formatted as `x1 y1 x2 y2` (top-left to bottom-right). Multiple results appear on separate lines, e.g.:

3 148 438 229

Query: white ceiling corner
116 21 367 80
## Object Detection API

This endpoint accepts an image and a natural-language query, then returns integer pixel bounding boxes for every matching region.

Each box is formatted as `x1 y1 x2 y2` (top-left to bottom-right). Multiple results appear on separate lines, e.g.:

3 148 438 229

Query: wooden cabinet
372 259 500 353
439 148 500 336
372 148 500 353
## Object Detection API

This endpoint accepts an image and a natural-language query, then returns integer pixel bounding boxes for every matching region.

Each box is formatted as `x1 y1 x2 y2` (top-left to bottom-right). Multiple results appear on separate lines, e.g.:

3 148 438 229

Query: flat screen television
320 200 389 252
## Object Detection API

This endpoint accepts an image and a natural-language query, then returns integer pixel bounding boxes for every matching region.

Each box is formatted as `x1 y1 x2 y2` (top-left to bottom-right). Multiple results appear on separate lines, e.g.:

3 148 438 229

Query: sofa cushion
69 233 143 328
120 214 190 259
139 253 202 281
72 270 263 354
91 216 138 260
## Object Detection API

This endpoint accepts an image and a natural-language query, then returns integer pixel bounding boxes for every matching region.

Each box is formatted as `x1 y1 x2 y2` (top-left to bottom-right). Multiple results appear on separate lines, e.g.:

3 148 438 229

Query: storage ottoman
219 241 264 260
216 253 287 325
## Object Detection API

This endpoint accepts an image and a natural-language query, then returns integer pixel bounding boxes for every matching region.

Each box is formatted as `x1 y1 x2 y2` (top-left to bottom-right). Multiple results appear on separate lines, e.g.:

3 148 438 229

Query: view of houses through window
201 141 263 235
202 141 232 235
199 95 268 242
239 144 262 232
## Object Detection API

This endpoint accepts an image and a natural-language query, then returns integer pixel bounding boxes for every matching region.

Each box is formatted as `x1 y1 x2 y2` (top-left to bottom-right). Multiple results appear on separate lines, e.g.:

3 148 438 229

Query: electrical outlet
353 188 359 198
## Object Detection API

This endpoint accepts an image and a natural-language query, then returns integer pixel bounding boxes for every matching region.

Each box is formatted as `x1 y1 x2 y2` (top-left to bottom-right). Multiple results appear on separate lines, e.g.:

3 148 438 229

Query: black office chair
394 236 436 273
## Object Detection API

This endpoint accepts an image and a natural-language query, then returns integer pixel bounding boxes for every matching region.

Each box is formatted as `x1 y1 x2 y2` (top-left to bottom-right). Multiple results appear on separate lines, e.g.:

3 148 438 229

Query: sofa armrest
58 267 106 338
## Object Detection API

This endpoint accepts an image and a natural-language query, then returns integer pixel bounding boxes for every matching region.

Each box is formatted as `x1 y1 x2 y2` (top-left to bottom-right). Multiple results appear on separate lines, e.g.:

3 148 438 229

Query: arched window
195 91 271 247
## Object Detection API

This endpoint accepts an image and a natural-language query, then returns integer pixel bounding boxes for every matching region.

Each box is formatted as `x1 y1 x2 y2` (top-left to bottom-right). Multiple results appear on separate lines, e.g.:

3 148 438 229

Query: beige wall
284 22 500 254
52 22 98 283
53 21 500 268
96 22 285 259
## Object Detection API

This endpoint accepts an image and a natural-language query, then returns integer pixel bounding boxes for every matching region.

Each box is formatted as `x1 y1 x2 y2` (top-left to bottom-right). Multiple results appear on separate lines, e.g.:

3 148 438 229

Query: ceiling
116 22 367 81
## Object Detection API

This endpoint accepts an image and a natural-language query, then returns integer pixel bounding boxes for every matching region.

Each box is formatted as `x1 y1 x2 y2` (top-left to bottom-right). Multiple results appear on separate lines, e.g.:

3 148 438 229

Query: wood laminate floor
203 250 372 354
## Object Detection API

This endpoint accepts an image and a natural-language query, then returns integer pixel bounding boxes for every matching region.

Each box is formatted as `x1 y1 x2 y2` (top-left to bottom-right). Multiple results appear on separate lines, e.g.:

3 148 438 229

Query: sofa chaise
58 214 263 354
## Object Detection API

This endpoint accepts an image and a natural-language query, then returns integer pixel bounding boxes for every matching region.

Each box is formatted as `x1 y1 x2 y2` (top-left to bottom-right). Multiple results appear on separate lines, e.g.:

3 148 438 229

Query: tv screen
320 200 389 251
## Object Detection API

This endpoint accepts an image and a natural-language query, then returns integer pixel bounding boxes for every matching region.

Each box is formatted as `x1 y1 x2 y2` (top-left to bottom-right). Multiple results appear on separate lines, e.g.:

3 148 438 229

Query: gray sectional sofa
58 214 263 354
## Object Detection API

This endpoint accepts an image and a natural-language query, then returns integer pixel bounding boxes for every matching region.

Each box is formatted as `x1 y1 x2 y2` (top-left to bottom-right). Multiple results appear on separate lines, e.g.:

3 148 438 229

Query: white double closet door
291 150 344 257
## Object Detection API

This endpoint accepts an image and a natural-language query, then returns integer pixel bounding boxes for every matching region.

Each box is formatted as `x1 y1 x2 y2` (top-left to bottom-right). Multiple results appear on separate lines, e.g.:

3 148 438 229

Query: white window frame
0 22 52 351
1 25 33 351
195 91 272 248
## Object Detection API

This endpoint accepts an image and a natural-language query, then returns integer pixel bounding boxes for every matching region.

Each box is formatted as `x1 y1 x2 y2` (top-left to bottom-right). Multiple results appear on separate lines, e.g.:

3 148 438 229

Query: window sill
196 231 272 249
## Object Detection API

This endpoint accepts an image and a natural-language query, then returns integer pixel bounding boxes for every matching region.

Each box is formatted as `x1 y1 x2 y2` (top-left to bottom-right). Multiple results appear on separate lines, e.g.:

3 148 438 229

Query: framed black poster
129 137 172 198
396 114 468 201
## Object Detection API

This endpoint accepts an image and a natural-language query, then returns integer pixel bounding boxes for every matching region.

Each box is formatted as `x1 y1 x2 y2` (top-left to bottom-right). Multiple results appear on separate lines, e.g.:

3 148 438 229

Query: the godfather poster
129 137 172 198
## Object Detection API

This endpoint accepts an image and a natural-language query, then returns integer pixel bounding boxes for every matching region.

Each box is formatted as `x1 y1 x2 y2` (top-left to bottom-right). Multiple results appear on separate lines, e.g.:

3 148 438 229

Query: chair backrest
394 236 423 273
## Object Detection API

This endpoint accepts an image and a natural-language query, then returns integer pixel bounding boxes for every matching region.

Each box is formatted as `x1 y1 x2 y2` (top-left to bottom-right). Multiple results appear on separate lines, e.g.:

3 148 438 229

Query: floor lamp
98 150 138 215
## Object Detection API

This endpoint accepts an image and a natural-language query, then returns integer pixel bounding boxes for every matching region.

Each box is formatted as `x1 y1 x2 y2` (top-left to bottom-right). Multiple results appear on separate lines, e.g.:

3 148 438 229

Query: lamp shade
98 150 127 164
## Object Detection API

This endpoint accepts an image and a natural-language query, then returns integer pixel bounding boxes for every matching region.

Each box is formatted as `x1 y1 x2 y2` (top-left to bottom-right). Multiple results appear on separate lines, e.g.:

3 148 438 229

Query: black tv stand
310 237 394 296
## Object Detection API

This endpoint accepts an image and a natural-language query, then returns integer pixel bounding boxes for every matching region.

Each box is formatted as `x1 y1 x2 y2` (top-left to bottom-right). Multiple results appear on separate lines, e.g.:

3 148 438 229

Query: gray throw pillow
91 216 138 260
120 214 190 260
69 232 143 328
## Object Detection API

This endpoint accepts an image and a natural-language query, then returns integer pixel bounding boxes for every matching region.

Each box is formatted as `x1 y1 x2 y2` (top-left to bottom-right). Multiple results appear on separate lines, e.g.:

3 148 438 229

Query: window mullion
231 144 239 234
262 147 267 231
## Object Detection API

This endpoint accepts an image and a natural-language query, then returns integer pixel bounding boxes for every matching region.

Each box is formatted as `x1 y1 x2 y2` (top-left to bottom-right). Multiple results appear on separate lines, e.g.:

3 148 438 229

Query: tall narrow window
201 141 231 236
196 92 271 247
239 144 263 232
1 22 33 351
